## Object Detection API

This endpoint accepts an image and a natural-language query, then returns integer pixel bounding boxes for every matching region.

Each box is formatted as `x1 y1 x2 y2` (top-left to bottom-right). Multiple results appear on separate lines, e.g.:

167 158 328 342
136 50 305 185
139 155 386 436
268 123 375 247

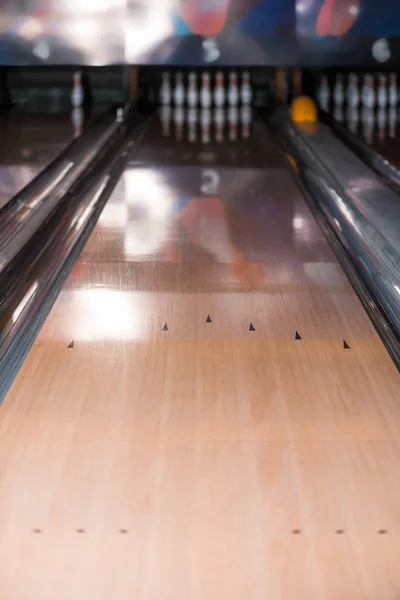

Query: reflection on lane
54 165 344 343
337 106 400 168
93 166 337 268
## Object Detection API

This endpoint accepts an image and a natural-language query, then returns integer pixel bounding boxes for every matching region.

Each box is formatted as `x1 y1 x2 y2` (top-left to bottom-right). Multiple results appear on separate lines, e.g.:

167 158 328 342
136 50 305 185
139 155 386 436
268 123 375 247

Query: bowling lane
369 120 400 168
0 112 78 210
1 118 400 598
339 103 400 166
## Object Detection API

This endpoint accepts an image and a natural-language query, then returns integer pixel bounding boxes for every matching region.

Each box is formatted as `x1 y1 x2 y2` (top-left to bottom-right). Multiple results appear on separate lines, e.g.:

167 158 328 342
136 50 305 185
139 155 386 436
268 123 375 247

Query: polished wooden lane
1 123 400 599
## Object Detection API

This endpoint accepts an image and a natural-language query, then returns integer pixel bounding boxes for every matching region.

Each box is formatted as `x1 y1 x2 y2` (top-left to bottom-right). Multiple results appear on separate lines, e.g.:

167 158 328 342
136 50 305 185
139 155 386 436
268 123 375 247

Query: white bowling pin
187 107 198 143
71 107 84 137
201 108 211 144
174 106 185 140
160 71 172 106
389 73 398 107
174 72 185 106
241 105 252 138
160 105 172 137
71 71 84 108
361 107 375 144
334 104 344 123
317 75 330 112
116 108 124 123
346 106 359 134
389 106 397 138
214 107 225 142
377 106 387 143
377 74 388 109
227 71 239 107
200 72 212 109
346 73 360 108
228 105 239 141
214 71 225 108
187 71 198 108
361 74 376 109
333 74 344 106
240 71 253 106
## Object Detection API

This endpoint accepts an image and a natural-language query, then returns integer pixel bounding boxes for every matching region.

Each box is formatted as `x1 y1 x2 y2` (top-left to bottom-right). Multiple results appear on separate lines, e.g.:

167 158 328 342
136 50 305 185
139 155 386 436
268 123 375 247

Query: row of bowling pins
336 105 398 144
160 70 253 109
160 105 253 143
318 73 399 112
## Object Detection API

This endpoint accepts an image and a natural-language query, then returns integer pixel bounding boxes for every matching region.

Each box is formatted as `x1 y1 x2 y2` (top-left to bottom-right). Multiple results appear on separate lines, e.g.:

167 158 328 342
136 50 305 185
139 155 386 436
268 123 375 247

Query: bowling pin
71 71 84 108
333 74 344 107
346 106 359 134
71 107 84 137
389 73 398 107
214 71 225 108
377 74 388 109
201 107 211 144
228 105 239 141
317 75 330 112
377 106 387 143
187 71 198 108
160 105 172 137
361 107 375 144
174 72 185 106
389 106 397 138
240 71 253 106
116 107 124 123
174 106 185 140
241 105 252 139
333 104 344 123
200 72 212 109
361 74 376 109
160 71 172 106
346 73 360 108
214 107 225 142
227 71 239 107
187 107 198 143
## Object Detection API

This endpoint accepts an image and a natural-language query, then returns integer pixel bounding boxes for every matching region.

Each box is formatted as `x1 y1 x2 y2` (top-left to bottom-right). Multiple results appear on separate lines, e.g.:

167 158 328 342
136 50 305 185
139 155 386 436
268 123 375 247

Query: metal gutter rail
0 108 150 402
0 110 119 275
269 108 400 368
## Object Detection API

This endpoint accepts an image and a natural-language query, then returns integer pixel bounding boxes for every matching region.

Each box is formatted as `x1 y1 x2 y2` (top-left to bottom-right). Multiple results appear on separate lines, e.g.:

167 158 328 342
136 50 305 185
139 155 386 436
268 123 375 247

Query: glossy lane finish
0 113 78 209
340 106 400 168
136 111 279 168
1 122 400 599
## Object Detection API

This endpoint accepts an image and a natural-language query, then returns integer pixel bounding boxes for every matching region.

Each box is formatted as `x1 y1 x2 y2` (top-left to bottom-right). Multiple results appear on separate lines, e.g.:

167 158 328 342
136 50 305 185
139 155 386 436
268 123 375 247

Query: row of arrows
161 323 351 348
67 318 351 350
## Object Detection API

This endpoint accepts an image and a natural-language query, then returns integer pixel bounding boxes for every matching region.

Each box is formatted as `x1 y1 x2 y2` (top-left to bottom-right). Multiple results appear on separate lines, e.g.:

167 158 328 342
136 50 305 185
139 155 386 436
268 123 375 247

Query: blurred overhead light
33 39 50 60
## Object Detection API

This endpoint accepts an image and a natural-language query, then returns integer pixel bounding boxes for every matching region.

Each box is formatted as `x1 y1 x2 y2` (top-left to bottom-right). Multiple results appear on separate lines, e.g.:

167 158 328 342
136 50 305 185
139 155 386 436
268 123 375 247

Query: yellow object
287 154 299 174
290 96 317 123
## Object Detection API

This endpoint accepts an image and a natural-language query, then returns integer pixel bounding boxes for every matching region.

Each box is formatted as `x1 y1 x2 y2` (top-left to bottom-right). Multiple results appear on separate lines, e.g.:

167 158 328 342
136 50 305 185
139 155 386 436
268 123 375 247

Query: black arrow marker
295 331 302 340
162 323 168 332
67 341 74 349
343 340 350 350
206 315 212 323
249 323 256 331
